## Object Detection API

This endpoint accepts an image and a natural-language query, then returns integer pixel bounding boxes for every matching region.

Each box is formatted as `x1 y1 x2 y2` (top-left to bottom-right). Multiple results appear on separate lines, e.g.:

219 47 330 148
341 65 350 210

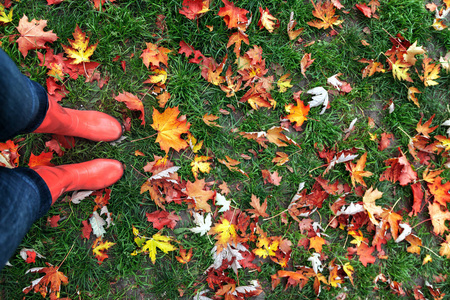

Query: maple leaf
327 73 352 93
23 262 69 300
391 60 413 82
428 176 450 206
272 151 289 166
115 92 145 125
359 58 385 77
258 7 278 33
429 202 450 235
307 86 329 114
28 151 54 168
423 168 444 183
190 212 212 235
0 5 13 24
179 0 210 20
287 12 304 40
92 237 115 264
309 236 326 253
407 86 421 107
405 234 422 254
403 41 425 65
247 194 269 218
380 148 417 186
136 233 178 264
191 155 212 178
62 25 98 64
226 30 249 57
439 234 450 258
300 53 315 77
146 210 179 230
218 156 248 177
307 0 343 30
261 170 282 186
410 182 424 216
0 140 20 168
176 247 193 264
356 3 372 18
209 218 239 252
16 15 58 57
151 106 191 153
271 269 311 291
416 114 438 138
363 187 384 225
418 55 441 86
277 73 293 92
202 113 222 127
356 241 376 266
218 0 249 30
380 210 403 240
378 132 393 151
140 42 171 68
345 152 373 187
186 179 215 212
81 220 92 239
285 99 310 127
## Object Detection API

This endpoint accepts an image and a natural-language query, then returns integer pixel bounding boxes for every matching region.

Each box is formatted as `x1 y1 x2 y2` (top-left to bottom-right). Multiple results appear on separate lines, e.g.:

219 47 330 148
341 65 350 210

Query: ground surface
0 0 450 299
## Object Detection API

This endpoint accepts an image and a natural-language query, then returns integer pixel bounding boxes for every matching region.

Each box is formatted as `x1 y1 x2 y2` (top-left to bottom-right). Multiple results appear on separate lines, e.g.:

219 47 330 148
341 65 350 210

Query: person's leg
0 48 48 141
0 167 51 270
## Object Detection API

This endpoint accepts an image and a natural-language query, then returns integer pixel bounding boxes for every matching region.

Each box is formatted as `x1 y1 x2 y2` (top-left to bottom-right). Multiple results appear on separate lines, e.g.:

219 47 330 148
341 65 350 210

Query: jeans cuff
18 167 52 220
20 78 49 135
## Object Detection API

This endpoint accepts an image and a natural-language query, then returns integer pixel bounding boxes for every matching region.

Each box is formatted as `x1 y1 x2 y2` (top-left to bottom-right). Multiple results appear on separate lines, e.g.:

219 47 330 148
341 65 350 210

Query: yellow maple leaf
208 218 238 252
407 87 421 107
440 234 450 258
140 233 177 264
391 60 413 82
277 73 293 93
191 155 212 178
258 7 278 33
253 226 280 258
0 5 13 24
343 263 354 286
403 41 425 65
92 237 115 264
62 25 98 64
418 55 441 86
151 106 191 153
187 132 203 153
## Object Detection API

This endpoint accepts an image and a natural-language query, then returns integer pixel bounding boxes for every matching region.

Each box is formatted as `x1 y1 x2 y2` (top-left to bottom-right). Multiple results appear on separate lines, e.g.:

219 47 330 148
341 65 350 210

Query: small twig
130 133 157 142
58 242 75 269
130 164 148 178
263 208 289 221
324 215 337 232
421 245 440 258
397 126 412 139
390 197 402 212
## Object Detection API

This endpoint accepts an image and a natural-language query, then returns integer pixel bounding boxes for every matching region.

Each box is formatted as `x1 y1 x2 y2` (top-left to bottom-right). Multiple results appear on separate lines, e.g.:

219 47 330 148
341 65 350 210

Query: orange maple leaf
405 234 422 254
359 58 385 77
28 151 54 168
208 217 239 252
151 106 191 153
179 0 210 20
380 209 403 240
285 99 310 127
309 236 326 253
218 0 249 30
429 202 450 235
23 262 69 299
418 55 441 86
416 114 438 138
247 194 269 218
176 247 193 264
300 53 315 77
439 234 450 258
407 86 421 107
226 31 249 57
345 152 373 187
92 237 115 264
186 179 215 212
16 15 58 57
307 0 343 30
428 176 450 206
140 42 171 68
115 92 145 125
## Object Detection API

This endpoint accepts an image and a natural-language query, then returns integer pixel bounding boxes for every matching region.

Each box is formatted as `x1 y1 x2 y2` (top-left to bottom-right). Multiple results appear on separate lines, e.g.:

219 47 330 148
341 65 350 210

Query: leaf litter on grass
1 0 450 299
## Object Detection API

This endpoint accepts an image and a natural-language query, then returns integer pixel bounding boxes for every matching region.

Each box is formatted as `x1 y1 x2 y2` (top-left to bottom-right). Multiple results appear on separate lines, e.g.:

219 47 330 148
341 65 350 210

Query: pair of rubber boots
32 99 124 204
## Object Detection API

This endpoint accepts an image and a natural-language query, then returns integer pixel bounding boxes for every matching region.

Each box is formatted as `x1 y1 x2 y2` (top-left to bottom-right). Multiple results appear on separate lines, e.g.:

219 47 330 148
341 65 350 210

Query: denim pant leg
0 49 52 270
0 48 49 141
0 167 51 270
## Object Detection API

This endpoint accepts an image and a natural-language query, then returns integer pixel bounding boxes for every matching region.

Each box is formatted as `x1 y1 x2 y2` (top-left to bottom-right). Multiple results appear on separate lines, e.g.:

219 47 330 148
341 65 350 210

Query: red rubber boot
33 98 123 141
32 159 124 204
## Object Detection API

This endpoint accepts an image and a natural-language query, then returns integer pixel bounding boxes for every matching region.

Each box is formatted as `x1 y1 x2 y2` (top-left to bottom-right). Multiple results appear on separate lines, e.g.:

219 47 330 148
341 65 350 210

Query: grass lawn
1 0 450 299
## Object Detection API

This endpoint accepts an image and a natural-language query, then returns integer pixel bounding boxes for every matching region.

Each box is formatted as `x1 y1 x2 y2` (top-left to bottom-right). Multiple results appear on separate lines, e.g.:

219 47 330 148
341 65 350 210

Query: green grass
1 0 450 299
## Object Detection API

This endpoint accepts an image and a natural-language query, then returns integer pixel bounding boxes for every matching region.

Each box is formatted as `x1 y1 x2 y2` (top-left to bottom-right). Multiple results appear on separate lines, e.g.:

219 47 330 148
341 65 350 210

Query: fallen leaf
146 210 180 230
307 0 343 30
23 262 69 299
258 7 278 33
16 16 58 57
62 25 98 64
140 42 171 68
176 248 193 264
218 0 249 30
92 237 115 264
115 92 145 125
300 53 315 77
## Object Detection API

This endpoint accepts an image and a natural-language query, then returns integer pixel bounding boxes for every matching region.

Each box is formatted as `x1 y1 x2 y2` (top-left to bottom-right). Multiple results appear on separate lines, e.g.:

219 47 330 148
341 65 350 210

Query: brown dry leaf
272 152 289 166
287 12 304 40
218 156 249 177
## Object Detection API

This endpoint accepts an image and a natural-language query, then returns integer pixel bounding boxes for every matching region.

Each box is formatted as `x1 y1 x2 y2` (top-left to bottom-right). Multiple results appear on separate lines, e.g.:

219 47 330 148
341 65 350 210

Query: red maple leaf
146 210 180 230
218 0 249 30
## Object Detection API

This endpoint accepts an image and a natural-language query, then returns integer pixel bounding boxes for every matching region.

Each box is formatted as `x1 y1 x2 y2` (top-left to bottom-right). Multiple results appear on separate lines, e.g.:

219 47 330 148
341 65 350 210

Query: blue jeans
0 48 52 269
